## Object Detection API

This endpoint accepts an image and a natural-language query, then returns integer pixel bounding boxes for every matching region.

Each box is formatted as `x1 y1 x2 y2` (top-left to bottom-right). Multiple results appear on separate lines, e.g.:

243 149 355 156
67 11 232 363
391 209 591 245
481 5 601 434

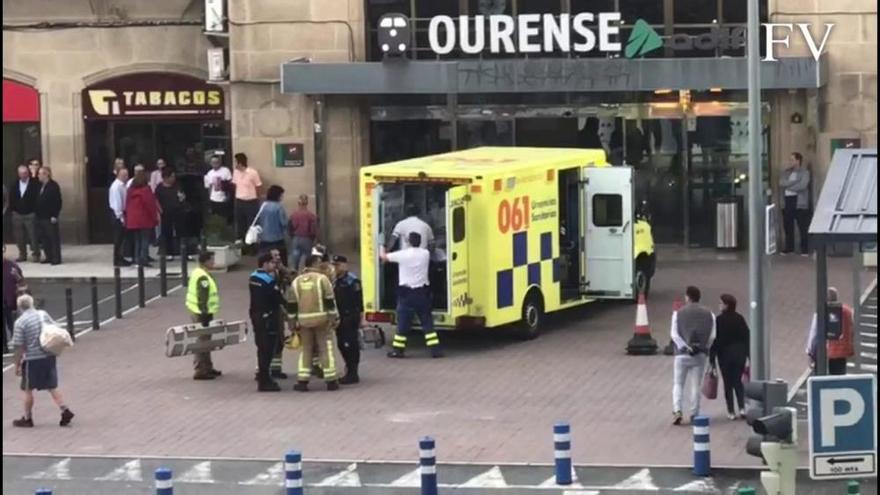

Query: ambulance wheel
516 291 544 340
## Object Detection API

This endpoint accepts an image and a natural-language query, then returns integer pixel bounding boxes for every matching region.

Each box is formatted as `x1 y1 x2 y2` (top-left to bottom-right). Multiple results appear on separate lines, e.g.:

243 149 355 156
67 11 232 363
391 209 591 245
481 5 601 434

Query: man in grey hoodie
779 152 811 256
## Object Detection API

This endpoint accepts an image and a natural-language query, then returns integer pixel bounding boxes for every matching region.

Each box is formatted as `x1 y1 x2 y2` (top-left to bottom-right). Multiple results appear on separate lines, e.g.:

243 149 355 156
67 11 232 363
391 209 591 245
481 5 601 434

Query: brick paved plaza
1 248 863 467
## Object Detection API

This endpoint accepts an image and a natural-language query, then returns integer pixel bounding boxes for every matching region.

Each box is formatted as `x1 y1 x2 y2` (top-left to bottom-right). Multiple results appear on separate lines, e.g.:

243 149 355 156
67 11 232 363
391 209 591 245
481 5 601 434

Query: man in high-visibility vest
186 251 222 380
290 254 339 392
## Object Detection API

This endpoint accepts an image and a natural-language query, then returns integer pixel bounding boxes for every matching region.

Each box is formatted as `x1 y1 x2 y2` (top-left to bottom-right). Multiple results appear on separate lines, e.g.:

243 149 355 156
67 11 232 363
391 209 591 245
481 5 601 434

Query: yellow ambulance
359 147 655 339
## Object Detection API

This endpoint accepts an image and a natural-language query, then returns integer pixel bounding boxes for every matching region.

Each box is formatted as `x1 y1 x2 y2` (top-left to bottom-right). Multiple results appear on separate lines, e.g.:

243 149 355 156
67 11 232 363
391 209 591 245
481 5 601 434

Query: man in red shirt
289 194 318 271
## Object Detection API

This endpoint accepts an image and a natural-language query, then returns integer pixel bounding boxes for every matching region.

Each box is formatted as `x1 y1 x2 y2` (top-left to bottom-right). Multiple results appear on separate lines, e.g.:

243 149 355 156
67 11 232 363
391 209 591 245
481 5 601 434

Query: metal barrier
64 288 75 342
90 277 99 330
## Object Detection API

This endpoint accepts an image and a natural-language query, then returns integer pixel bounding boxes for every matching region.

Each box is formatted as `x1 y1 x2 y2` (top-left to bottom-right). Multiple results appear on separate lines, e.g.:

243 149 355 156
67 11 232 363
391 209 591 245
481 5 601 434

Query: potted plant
203 214 240 270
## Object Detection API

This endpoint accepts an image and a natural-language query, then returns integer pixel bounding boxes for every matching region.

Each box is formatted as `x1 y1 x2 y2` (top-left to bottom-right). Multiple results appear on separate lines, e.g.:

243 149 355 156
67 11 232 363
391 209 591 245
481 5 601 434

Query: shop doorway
3 79 42 242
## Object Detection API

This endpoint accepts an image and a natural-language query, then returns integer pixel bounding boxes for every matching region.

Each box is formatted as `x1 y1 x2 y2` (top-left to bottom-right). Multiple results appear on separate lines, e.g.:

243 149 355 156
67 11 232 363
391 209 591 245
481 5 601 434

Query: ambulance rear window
452 207 465 242
593 194 623 227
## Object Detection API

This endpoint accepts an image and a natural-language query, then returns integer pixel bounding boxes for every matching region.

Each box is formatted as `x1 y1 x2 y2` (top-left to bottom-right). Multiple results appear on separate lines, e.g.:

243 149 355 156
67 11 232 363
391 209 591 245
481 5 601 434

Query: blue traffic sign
808 374 877 480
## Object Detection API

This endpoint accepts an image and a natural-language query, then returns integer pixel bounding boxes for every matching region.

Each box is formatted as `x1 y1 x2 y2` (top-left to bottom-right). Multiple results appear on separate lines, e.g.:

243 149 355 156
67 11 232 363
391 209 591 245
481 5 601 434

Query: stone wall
3 0 209 243
229 0 367 254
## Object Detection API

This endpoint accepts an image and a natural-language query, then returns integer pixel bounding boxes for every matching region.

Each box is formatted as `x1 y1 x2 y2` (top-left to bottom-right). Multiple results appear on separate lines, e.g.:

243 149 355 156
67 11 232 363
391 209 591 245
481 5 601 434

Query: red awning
3 79 40 123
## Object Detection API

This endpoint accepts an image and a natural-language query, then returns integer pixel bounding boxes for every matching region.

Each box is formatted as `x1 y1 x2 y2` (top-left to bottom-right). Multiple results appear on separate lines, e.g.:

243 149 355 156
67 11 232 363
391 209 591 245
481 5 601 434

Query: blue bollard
155 467 173 495
285 450 303 495
35 489 52 495
420 436 438 495
554 422 572 485
693 415 711 476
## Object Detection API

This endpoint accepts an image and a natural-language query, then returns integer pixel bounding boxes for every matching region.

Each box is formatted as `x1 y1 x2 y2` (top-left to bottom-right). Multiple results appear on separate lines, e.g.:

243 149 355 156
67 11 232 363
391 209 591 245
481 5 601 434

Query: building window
593 194 623 227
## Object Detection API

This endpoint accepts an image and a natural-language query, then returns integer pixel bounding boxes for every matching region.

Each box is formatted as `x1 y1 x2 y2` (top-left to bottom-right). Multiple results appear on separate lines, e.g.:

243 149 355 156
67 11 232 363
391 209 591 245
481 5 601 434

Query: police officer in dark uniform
249 253 287 392
331 255 363 384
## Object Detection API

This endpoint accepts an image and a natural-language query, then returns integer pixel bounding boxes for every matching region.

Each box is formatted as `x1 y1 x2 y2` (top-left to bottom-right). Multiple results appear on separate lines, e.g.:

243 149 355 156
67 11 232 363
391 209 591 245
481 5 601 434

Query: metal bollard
285 450 303 495
420 436 438 495
180 238 189 288
159 242 167 297
693 415 711 476
90 276 100 330
65 287 75 342
155 467 173 495
554 422 573 485
848 480 861 494
114 267 123 319
737 488 756 495
137 264 146 308
35 489 52 495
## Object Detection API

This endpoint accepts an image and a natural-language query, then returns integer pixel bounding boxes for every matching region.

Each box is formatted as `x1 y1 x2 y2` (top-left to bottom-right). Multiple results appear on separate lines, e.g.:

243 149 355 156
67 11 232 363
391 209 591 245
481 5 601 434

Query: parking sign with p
808 374 877 480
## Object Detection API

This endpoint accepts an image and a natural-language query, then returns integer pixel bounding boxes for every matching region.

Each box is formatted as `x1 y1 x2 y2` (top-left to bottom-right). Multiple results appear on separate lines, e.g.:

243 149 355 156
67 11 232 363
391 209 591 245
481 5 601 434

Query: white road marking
95 459 143 482
388 468 422 487
673 478 717 492
314 463 362 487
461 465 508 488
563 491 600 495
24 458 72 480
176 461 214 483
538 467 584 489
613 468 659 490
239 462 284 486
2 285 182 373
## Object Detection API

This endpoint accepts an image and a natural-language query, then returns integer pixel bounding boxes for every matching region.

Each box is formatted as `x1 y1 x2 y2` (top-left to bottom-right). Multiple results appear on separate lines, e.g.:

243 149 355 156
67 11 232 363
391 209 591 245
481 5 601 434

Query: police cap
332 255 348 263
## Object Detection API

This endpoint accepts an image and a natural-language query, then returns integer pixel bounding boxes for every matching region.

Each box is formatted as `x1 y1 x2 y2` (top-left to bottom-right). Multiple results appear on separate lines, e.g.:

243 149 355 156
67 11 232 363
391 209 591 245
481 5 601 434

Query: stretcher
164 320 248 358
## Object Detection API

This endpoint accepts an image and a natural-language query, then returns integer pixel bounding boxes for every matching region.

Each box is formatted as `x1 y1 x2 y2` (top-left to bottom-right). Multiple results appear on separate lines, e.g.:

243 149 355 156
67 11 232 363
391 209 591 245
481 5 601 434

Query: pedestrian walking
389 204 434 249
709 294 750 420
381 232 443 358
11 294 75 428
256 185 289 261
186 251 223 381
232 153 262 249
289 194 318 271
249 253 287 392
34 166 63 265
290 254 340 391
204 154 233 223
670 286 716 425
125 169 160 267
332 255 363 384
779 151 812 256
11 164 40 262
807 287 854 375
154 168 184 259
3 246 25 354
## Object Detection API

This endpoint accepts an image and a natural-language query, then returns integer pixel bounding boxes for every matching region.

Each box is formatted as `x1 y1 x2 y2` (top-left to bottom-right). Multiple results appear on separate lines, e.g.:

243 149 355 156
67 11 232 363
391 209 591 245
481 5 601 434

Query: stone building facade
2 0 876 251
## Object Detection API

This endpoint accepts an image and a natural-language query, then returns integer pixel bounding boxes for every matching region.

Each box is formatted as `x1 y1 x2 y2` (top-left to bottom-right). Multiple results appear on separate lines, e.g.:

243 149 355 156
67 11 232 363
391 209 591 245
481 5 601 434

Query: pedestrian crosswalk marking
314 463 362 487
461 465 508 488
388 467 422 487
176 461 214 483
239 462 284 486
24 458 72 480
673 478 717 492
613 468 658 490
96 459 143 482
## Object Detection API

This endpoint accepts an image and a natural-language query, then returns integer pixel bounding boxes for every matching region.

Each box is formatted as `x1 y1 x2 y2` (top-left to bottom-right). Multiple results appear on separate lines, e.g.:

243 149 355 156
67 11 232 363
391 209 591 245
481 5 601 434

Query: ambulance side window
592 194 623 227
452 206 465 242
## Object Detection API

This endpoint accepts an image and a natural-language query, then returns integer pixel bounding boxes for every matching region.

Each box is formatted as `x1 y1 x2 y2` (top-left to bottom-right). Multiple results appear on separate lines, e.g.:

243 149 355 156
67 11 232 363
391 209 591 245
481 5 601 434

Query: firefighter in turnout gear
306 245 334 378
269 248 294 379
249 253 288 392
331 255 363 384
290 254 340 391
186 251 223 380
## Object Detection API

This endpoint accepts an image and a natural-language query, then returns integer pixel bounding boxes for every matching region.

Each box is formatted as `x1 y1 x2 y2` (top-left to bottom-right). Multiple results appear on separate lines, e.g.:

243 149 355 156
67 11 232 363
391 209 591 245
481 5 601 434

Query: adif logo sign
424 13 833 61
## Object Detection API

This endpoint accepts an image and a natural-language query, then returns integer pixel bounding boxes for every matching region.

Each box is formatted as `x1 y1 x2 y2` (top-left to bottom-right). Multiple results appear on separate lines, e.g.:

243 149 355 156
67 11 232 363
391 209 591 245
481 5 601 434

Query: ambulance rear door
371 183 384 308
446 185 470 322
581 166 634 299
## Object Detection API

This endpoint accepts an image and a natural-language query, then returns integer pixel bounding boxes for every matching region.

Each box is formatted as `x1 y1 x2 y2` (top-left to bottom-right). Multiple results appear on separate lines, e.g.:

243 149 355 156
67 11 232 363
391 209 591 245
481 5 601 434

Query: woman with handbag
709 294 751 420
254 185 289 263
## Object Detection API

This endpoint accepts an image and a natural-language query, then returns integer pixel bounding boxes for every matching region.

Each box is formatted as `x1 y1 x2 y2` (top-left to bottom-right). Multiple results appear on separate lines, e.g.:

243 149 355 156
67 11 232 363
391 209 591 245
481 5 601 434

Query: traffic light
754 408 798 495
744 379 788 459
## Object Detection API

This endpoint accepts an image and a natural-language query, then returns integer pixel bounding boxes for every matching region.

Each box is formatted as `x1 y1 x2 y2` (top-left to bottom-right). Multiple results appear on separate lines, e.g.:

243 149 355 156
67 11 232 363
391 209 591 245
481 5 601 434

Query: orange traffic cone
626 292 658 355
663 297 684 355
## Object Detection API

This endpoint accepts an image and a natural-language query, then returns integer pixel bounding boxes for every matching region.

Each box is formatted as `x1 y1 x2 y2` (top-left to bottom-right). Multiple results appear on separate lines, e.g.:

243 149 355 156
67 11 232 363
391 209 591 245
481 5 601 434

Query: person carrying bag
244 202 266 246
39 311 73 356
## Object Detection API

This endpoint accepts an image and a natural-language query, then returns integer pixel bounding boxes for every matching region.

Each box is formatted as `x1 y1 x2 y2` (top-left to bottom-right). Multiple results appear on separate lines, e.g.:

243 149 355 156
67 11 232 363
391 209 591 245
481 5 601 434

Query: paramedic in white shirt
203 155 233 222
389 204 434 250
380 232 443 359
109 168 131 266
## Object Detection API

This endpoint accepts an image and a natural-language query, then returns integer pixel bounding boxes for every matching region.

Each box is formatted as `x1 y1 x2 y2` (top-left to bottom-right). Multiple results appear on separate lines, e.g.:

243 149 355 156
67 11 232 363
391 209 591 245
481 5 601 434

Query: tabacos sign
83 72 224 120
420 13 832 61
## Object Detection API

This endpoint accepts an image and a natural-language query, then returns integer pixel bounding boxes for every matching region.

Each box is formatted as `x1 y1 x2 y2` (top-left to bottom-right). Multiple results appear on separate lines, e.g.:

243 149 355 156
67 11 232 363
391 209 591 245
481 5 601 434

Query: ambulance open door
446 185 470 321
372 183 385 309
581 167 634 299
